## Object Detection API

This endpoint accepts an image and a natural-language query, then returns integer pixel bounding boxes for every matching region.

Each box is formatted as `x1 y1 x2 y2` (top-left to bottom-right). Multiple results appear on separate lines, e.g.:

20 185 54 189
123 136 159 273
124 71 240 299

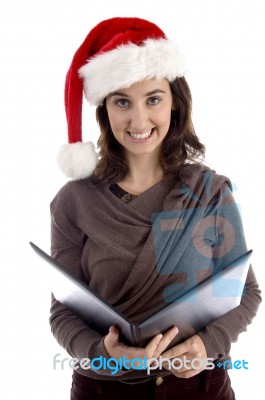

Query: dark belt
119 374 169 386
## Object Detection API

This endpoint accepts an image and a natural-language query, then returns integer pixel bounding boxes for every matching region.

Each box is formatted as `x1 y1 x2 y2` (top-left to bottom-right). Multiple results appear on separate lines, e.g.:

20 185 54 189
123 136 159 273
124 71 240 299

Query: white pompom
57 142 98 179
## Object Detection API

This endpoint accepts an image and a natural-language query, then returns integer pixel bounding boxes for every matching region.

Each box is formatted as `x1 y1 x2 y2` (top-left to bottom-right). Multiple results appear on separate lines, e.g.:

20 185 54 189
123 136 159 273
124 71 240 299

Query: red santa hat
58 17 186 179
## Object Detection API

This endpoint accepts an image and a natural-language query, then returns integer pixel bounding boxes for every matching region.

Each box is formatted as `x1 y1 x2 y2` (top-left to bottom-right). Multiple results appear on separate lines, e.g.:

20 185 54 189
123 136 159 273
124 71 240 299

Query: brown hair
94 77 205 183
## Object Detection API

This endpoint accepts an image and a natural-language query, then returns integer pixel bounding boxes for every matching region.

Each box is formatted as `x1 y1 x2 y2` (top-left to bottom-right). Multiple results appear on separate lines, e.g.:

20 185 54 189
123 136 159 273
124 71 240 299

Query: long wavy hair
94 77 205 183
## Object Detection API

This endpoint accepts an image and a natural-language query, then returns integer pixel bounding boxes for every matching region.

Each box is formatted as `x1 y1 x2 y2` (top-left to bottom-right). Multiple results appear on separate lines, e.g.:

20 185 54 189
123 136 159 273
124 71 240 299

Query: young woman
50 17 261 399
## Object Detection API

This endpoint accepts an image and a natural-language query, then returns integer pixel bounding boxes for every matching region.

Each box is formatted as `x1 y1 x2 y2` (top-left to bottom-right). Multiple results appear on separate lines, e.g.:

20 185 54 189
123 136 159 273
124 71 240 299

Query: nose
129 104 149 131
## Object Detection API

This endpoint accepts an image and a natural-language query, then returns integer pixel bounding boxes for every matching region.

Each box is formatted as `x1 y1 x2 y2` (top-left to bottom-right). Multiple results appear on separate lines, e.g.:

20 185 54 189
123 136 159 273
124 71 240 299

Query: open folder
30 242 252 347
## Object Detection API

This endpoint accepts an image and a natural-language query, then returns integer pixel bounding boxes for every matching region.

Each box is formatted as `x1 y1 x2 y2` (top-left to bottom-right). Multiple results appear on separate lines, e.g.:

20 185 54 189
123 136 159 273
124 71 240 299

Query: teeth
129 129 153 140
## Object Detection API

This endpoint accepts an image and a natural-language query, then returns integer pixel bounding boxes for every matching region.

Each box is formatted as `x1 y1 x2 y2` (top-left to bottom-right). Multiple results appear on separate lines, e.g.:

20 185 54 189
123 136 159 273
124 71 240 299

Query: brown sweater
49 164 261 380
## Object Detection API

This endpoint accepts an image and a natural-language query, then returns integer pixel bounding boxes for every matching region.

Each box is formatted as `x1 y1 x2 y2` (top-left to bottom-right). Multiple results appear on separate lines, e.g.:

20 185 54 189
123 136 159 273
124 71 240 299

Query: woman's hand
104 325 178 363
160 334 208 378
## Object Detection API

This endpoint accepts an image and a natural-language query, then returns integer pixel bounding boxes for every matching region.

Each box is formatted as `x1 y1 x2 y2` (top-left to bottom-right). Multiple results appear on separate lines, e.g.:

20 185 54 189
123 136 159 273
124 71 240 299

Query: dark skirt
70 368 236 400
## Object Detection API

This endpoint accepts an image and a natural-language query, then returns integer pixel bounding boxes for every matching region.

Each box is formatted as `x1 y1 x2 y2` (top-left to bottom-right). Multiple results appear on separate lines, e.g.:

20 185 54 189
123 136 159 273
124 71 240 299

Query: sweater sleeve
197 264 261 360
196 183 262 360
49 184 131 377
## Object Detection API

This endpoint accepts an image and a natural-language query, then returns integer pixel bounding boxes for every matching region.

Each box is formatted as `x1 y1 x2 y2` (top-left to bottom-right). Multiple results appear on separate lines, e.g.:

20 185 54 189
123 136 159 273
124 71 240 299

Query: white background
1 0 264 398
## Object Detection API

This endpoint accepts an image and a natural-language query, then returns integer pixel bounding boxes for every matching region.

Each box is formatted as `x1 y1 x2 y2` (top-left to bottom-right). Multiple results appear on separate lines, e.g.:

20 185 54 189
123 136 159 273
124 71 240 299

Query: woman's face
105 79 174 159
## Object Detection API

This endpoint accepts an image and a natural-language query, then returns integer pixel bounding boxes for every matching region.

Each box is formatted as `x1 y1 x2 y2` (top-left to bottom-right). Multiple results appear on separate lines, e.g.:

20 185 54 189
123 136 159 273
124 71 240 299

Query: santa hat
58 17 186 179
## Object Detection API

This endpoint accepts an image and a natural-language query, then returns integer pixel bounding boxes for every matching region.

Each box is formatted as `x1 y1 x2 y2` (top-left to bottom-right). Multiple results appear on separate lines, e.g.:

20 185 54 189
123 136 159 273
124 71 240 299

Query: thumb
104 326 120 357
109 325 119 337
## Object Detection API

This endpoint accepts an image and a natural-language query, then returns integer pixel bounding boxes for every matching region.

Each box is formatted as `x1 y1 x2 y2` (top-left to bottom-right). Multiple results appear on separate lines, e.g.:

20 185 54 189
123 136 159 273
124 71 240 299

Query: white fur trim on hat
57 142 98 179
78 38 186 106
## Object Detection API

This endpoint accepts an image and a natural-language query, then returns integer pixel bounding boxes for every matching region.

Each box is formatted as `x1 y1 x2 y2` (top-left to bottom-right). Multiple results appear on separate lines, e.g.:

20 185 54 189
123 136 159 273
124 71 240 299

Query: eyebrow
109 89 166 98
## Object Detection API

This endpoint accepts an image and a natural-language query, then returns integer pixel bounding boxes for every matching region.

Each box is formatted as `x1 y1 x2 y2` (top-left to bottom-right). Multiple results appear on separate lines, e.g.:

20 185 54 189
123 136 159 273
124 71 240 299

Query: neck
118 153 164 195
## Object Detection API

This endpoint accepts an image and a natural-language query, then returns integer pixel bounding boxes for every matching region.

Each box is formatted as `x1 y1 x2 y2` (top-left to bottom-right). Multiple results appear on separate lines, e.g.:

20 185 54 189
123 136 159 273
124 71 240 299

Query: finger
162 354 187 372
161 341 187 359
152 327 179 358
145 333 163 358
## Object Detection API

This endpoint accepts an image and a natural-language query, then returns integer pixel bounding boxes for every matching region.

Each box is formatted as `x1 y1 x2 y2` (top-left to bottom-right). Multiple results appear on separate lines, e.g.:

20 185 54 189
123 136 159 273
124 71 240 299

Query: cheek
107 110 125 132
156 109 172 129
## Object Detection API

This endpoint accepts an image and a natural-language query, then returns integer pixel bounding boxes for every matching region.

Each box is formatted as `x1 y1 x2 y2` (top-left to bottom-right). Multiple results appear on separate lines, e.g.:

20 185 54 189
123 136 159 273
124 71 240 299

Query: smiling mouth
127 128 154 140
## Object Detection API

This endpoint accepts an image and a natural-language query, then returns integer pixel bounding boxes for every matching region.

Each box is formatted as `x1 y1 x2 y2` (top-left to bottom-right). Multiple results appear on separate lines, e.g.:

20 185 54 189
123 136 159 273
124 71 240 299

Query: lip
126 128 155 143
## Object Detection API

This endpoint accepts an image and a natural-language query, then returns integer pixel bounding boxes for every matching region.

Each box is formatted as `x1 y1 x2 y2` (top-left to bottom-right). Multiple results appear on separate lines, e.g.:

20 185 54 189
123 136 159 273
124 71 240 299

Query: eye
147 96 161 105
115 98 130 108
